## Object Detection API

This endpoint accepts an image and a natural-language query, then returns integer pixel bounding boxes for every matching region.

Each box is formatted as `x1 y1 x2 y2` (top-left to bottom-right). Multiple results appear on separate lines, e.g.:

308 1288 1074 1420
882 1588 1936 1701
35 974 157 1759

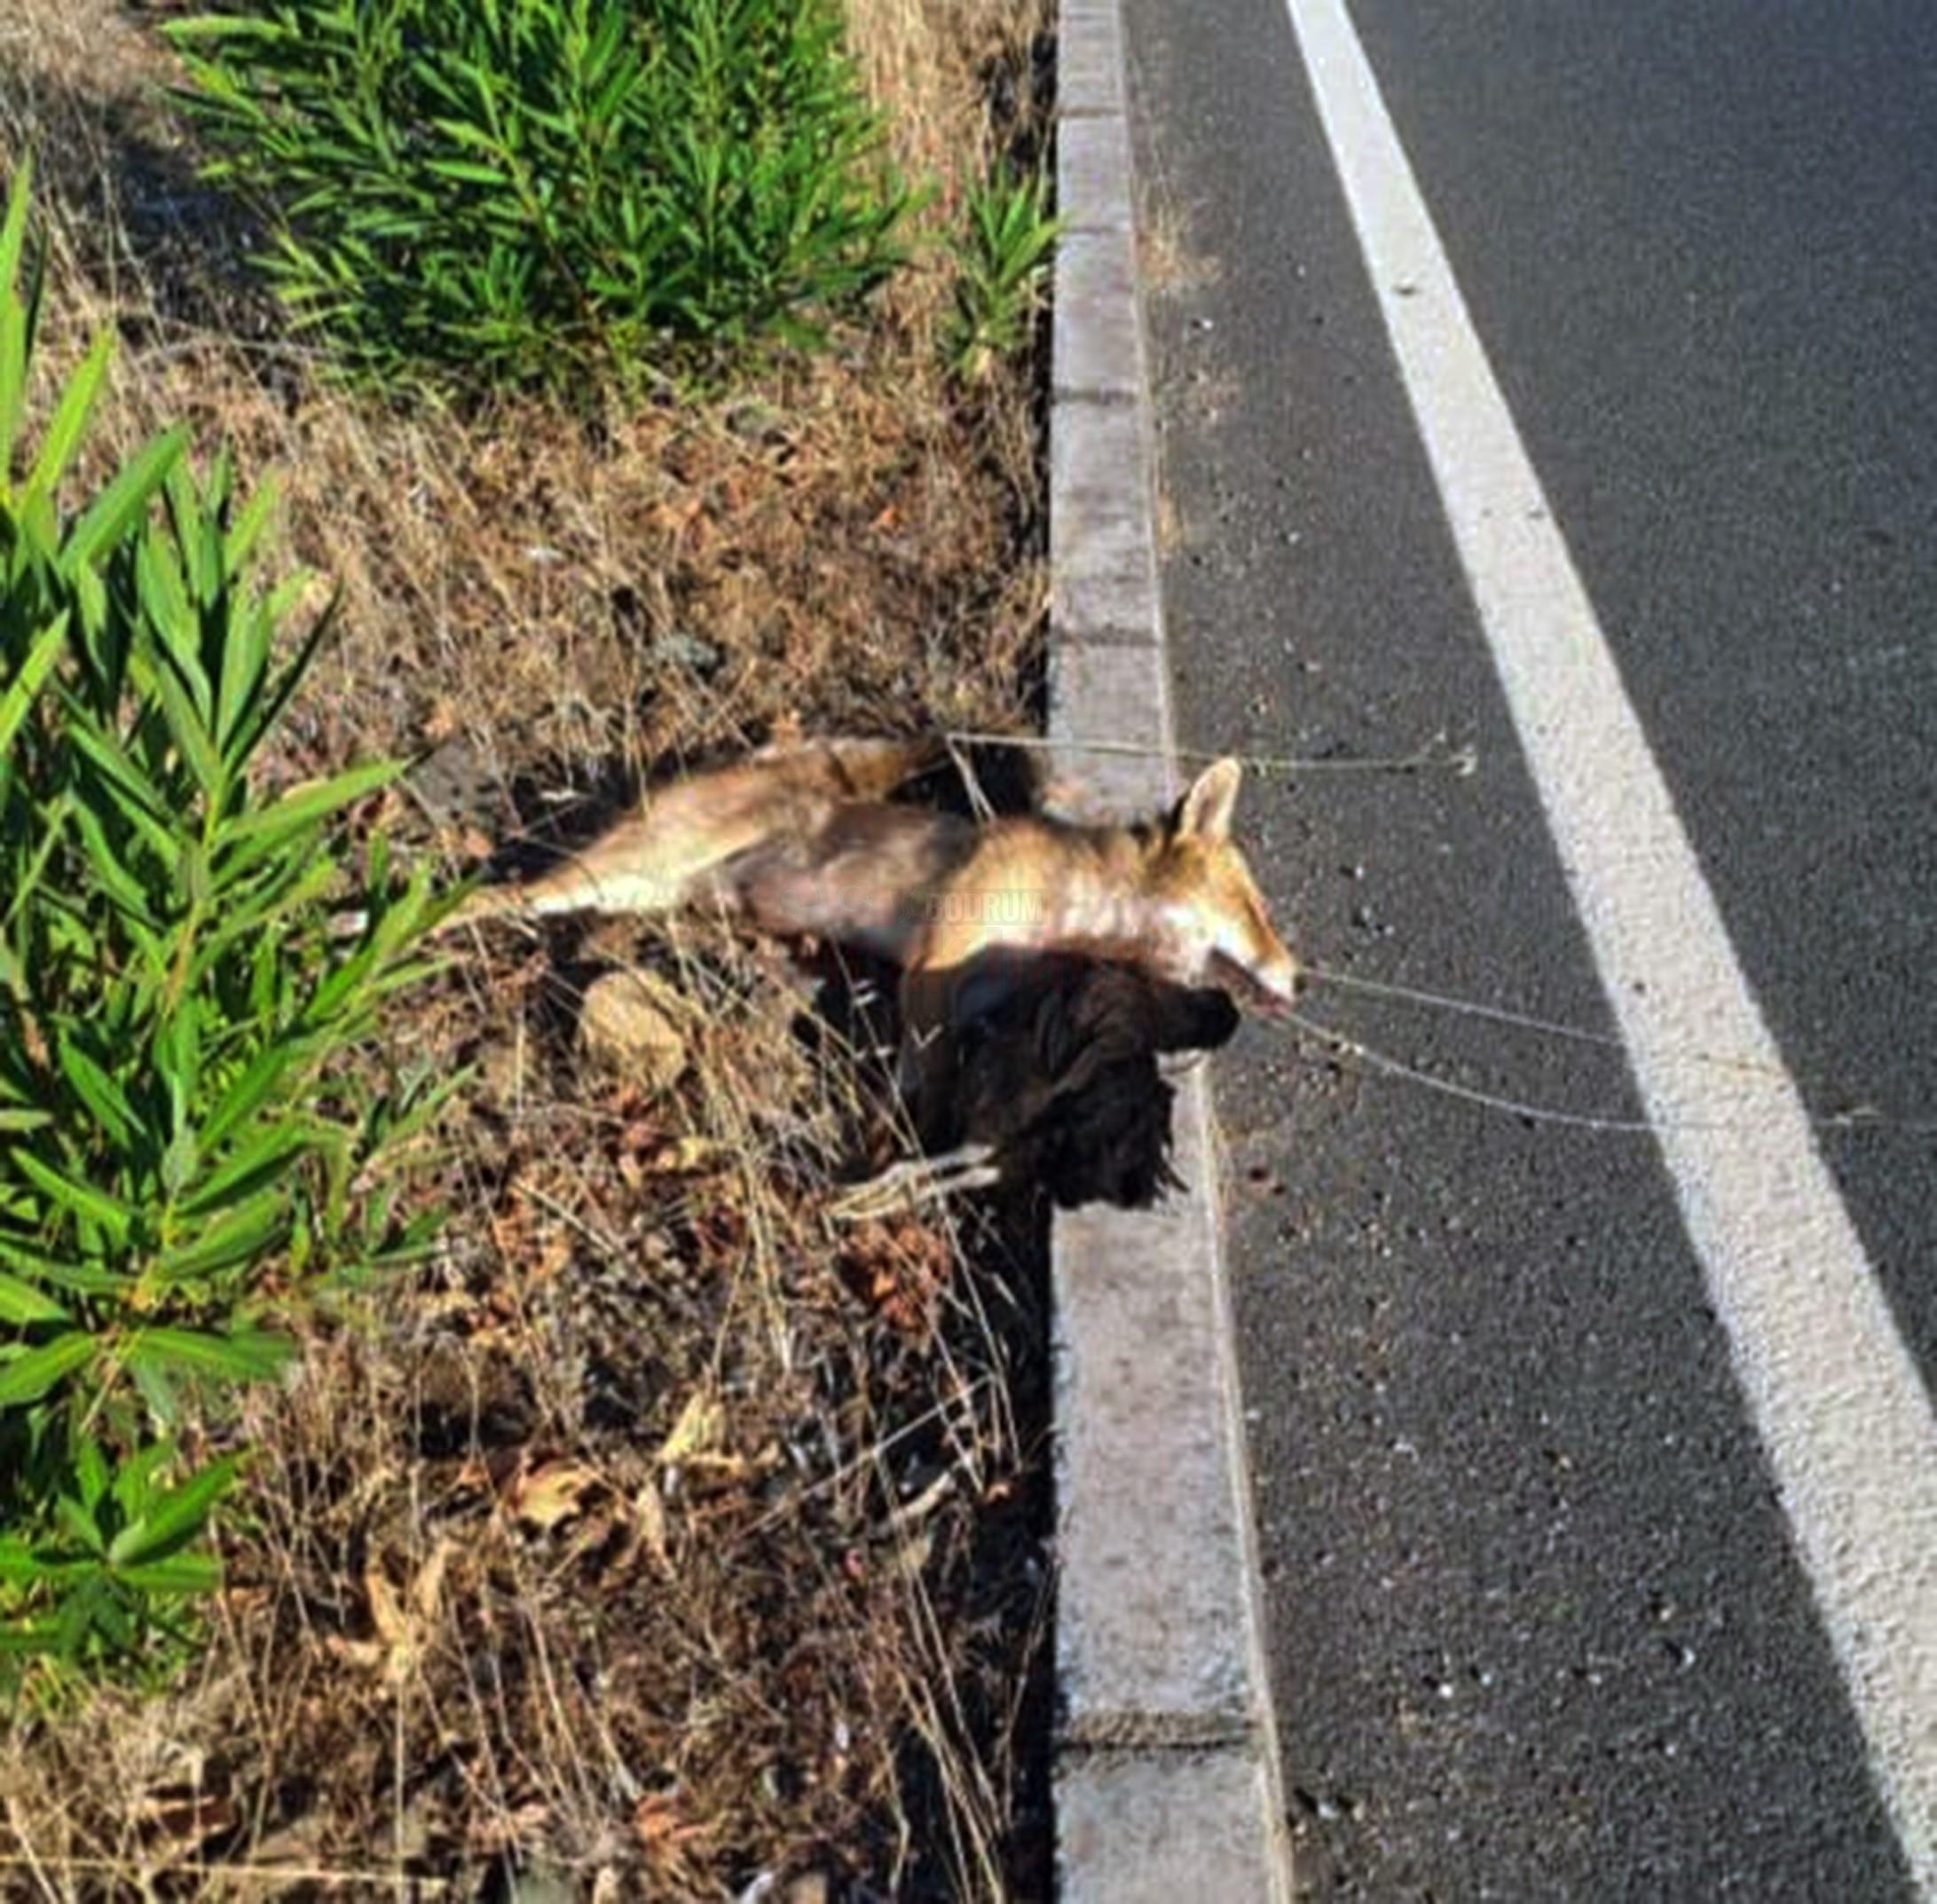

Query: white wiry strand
1278 1007 1932 1138
1280 1006 1658 1134
941 728 1477 777
1302 962 1790 1079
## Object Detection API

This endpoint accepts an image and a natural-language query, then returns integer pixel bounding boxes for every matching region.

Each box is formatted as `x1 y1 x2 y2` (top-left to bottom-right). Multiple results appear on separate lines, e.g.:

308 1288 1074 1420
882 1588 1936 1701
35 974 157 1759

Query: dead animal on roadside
439 736 1296 1207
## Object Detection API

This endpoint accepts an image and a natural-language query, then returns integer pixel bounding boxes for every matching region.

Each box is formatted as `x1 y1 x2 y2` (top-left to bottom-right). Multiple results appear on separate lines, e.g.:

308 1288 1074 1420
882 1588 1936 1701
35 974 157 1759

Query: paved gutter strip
1048 0 1295 1895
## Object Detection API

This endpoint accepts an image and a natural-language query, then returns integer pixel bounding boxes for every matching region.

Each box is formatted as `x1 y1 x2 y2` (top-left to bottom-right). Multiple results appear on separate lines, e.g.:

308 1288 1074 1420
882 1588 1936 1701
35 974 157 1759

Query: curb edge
1047 1 1295 1896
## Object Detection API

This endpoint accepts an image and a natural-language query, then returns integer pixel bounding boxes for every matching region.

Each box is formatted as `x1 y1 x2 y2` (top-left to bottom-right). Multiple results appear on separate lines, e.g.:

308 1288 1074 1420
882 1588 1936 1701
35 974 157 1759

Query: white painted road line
1280 0 1937 1888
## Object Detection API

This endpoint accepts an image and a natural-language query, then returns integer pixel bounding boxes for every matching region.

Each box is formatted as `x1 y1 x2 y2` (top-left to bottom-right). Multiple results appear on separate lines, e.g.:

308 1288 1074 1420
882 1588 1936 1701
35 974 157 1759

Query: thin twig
733 1379 991 1546
830 1144 1002 1223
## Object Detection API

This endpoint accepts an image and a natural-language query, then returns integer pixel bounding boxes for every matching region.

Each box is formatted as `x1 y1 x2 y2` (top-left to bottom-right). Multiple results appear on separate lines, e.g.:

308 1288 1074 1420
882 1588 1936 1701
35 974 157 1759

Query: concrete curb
1047 1 1295 1897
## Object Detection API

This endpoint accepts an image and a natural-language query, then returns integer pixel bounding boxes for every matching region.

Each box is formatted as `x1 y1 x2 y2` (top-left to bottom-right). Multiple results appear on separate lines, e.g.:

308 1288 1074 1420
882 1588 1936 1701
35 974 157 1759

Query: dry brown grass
4 942 1053 1899
0 0 1057 1896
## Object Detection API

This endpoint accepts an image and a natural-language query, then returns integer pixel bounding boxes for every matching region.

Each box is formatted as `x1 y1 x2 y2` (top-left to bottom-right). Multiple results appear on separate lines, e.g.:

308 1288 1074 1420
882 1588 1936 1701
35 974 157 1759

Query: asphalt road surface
1120 0 1937 1896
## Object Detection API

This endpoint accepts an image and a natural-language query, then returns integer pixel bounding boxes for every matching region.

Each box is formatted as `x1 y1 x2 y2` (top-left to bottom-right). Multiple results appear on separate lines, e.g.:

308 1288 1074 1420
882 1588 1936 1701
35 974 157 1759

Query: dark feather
909 950 1240 1209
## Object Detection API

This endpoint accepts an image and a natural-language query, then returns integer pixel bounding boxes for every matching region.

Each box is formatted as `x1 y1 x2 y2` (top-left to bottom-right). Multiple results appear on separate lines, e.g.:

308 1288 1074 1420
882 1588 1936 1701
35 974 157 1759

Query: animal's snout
1258 955 1304 1016
1211 948 1303 1015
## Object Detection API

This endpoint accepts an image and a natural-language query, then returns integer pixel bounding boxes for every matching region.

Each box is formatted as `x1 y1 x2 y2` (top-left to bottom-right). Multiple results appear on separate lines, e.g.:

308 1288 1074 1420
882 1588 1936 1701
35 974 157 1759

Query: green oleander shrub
947 160 1057 382
167 0 916 397
0 163 450 1683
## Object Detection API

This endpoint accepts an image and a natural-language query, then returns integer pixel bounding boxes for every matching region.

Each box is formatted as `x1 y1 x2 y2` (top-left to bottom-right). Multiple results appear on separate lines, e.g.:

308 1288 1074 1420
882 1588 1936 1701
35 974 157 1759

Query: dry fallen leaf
412 1536 454 1623
628 1480 673 1577
325 1634 390 1672
465 1798 553 1858
365 1564 411 1651
634 1789 709 1853
508 1457 604 1531
579 968 689 1091
648 1134 731 1176
657 1389 724 1465
337 1540 456 1686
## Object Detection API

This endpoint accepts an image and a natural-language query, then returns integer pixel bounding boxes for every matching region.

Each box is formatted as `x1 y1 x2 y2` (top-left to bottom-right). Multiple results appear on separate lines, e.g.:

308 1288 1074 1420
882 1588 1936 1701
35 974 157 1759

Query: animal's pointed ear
1173 757 1242 843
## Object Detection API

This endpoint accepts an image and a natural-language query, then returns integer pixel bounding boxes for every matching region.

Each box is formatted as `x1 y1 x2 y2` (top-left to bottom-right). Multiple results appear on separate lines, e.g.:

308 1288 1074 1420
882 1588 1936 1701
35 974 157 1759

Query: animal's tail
443 735 946 932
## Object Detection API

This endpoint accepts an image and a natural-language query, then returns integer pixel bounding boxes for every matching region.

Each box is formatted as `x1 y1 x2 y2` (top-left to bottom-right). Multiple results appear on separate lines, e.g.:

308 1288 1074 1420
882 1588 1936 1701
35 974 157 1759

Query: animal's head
1148 759 1300 1013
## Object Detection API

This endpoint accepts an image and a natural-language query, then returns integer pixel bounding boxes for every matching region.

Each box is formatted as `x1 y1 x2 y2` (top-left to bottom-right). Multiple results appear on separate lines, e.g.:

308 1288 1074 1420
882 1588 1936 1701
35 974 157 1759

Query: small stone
725 399 788 444
650 630 723 674
579 970 689 1092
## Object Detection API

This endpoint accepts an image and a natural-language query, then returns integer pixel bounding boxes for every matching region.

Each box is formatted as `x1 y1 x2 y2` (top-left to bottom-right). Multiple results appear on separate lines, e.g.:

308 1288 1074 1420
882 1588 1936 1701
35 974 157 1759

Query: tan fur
446 736 946 927
450 739 1299 1020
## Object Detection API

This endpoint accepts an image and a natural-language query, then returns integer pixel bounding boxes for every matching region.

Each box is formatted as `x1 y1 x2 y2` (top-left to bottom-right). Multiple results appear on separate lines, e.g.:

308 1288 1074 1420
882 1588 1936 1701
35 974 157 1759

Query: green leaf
0 159 37 469
23 327 112 507
64 799 162 929
123 1326 294 1385
221 475 278 580
0 1624 61 1656
0 1331 94 1406
197 1042 298 1155
12 1148 133 1244
0 156 33 307
155 995 204 1123
174 1118 311 1217
0 1236 129 1298
115 1552 222 1595
0 1271 67 1325
219 758 404 857
56 1037 138 1151
0 611 68 760
110 1439 173 1520
163 14 292 46
53 1575 109 1656
149 1189 287 1283
75 1435 109 1510
54 1492 105 1556
160 1121 199 1200
64 426 189 569
0 1538 47 1586
425 159 515 187
127 1352 179 1428
105 1452 240 1565
0 1542 98 1589
144 640 226 802
212 601 271 767
56 708 176 835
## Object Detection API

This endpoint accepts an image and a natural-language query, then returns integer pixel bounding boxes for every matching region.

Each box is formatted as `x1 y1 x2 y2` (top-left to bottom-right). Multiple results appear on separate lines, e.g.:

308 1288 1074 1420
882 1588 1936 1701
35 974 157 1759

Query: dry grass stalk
0 0 1056 1895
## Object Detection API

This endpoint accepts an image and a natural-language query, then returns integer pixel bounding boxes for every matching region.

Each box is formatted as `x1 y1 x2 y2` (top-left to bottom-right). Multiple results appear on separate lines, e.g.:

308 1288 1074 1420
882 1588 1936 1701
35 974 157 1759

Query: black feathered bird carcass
905 948 1240 1209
